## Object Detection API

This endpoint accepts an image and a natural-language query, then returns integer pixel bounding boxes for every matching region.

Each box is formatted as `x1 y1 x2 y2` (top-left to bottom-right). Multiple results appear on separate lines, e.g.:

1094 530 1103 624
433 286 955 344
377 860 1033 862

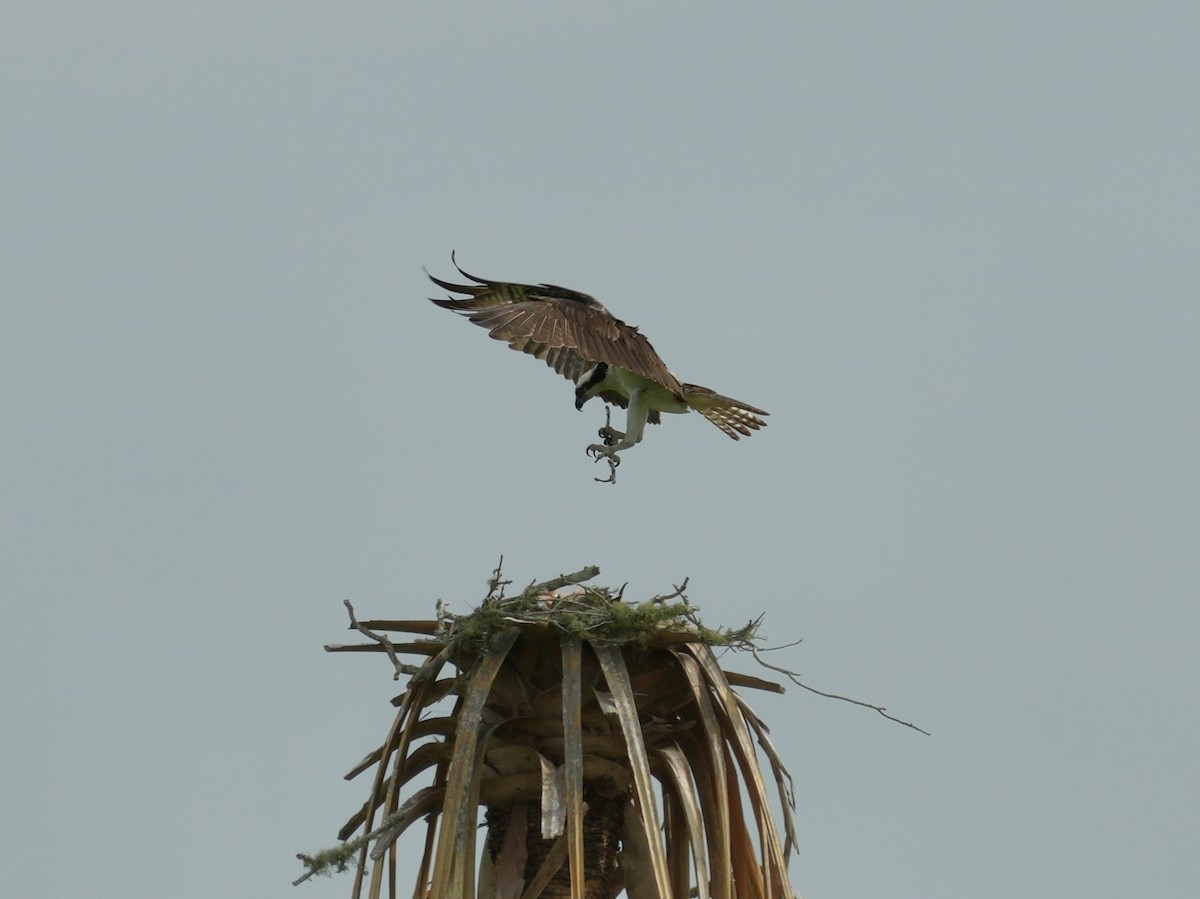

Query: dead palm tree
296 566 800 899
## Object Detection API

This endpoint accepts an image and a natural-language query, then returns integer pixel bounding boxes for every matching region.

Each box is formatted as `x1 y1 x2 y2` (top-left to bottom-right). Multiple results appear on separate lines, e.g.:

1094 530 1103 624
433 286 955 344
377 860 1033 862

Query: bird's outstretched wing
428 255 683 394
680 384 769 440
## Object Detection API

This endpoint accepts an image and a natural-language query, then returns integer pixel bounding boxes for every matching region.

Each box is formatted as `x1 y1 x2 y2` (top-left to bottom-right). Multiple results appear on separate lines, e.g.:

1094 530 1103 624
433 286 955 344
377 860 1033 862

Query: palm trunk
298 567 799 899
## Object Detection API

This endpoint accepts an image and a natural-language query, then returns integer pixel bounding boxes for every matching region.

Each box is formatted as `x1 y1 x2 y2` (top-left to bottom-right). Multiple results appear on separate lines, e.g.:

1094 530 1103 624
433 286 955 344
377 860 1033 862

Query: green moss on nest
439 585 756 660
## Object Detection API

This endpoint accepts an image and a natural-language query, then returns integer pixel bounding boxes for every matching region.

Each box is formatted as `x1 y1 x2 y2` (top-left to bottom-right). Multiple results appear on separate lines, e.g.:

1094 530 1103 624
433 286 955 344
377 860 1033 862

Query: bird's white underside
581 365 690 452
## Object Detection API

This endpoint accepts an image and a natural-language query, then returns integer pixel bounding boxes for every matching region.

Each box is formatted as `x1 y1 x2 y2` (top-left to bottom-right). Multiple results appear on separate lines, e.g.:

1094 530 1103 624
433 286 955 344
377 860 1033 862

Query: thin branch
343 599 412 680
750 646 931 736
486 555 511 600
755 637 804 651
592 454 619 485
650 577 689 605
526 566 602 596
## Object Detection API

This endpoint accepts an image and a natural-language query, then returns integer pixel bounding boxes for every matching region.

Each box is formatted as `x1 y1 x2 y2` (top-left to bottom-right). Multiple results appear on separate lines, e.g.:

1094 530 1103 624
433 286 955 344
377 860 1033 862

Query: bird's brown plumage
428 256 768 440
428 257 683 395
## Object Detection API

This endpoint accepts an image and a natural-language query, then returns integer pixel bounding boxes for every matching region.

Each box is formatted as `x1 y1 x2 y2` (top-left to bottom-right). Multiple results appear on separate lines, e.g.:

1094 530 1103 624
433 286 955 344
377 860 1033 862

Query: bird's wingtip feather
450 251 489 286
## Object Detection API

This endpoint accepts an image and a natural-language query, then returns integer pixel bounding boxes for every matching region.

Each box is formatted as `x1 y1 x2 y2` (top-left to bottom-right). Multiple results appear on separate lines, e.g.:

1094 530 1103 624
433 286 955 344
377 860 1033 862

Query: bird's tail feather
681 384 768 440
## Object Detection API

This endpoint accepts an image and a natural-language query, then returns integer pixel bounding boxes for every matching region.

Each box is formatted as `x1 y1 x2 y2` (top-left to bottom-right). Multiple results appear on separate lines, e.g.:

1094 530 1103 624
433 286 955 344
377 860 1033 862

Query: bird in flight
428 255 768 481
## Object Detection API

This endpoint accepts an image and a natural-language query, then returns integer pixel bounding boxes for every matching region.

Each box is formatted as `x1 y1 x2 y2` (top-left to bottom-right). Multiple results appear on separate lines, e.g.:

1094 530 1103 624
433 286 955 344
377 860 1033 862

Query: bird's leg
586 391 648 486
587 390 646 456
597 406 625 446
587 406 623 483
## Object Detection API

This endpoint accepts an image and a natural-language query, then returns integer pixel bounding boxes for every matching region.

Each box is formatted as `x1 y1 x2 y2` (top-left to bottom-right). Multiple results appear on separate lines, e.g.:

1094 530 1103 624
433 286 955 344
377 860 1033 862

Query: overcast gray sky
3 4 1197 898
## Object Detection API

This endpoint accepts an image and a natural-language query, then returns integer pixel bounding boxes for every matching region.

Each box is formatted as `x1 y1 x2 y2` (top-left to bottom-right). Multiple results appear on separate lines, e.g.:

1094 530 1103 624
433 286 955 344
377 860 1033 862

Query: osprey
428 256 768 479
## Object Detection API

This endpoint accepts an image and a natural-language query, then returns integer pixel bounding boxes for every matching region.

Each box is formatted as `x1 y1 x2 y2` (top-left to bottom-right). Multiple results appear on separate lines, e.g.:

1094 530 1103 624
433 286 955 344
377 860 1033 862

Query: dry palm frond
296 566 800 899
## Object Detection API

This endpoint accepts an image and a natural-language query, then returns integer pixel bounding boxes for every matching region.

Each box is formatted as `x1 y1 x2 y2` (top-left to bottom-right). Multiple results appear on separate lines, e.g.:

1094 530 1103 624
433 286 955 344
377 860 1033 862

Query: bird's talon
586 444 621 466
596 425 624 447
